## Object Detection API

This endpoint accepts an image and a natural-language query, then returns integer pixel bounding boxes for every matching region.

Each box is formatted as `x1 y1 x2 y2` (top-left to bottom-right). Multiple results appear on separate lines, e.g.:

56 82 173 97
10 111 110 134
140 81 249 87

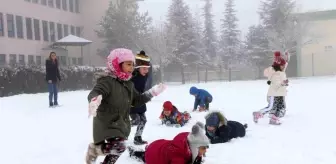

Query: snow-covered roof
52 35 92 46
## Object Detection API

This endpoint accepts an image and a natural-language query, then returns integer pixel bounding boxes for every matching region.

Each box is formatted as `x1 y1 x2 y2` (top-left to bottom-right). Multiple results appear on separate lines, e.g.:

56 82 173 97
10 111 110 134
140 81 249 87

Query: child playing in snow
130 52 151 145
253 51 288 125
189 86 212 112
159 101 191 127
85 48 166 164
205 111 247 144
128 122 210 164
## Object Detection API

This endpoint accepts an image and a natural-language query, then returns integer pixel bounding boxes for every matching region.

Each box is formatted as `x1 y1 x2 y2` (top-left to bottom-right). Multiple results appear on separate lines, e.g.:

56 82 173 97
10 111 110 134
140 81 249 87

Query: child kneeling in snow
189 86 213 112
160 101 191 127
128 122 209 164
205 111 247 144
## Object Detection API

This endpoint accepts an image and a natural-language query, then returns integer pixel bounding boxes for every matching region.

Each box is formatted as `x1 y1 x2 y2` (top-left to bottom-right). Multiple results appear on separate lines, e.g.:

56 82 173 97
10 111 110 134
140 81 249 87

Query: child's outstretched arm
88 77 111 101
193 97 199 110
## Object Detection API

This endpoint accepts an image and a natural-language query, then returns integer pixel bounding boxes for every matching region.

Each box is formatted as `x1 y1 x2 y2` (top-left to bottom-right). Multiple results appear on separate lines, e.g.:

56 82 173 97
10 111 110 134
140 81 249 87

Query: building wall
298 19 336 76
0 0 124 67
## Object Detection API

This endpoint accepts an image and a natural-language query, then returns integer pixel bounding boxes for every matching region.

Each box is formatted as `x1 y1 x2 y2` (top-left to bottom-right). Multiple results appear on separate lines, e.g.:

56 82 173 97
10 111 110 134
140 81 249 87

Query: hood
171 132 192 157
205 111 227 127
189 86 199 95
93 71 115 82
187 122 210 162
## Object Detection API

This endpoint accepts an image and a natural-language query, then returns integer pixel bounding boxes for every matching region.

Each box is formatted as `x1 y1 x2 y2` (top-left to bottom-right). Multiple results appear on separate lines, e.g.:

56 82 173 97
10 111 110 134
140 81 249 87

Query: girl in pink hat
85 48 166 164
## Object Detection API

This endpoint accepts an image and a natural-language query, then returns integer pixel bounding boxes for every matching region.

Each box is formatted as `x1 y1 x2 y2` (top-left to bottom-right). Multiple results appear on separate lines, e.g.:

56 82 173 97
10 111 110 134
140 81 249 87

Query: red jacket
145 132 193 164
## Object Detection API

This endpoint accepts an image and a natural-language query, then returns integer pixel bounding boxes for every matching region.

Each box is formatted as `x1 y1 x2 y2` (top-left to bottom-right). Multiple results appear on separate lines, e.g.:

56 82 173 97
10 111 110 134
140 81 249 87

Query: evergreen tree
202 0 217 59
96 1 152 56
218 0 241 68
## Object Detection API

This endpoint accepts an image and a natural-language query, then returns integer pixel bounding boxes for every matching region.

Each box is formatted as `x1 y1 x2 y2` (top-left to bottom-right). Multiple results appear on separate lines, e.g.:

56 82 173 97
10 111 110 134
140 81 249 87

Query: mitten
267 80 271 85
148 83 167 96
174 124 181 128
165 121 172 126
88 95 102 118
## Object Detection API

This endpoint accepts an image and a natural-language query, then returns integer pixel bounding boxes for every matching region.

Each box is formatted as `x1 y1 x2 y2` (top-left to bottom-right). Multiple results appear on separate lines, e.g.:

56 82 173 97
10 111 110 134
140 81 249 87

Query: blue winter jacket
130 70 148 114
189 86 212 109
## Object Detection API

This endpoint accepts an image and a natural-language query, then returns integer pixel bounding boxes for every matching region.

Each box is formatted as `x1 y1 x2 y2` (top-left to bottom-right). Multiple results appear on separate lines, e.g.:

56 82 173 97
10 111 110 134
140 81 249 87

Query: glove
148 83 167 96
173 124 181 128
88 95 102 118
267 80 271 85
165 121 172 126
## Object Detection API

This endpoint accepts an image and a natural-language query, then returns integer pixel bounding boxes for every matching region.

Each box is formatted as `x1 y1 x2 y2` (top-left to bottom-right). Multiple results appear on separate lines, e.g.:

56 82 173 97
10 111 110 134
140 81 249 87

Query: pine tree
259 0 298 52
218 0 241 68
202 0 217 59
96 1 152 56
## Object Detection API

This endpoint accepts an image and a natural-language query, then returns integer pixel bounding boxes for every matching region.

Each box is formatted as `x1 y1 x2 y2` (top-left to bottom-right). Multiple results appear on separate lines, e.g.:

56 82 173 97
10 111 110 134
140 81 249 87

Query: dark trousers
48 83 58 103
97 137 126 164
130 113 147 137
195 97 212 110
270 96 285 117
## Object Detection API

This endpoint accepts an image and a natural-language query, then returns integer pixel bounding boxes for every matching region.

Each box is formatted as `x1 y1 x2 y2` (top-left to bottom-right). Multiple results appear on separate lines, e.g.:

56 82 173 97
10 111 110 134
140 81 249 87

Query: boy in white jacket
253 51 288 125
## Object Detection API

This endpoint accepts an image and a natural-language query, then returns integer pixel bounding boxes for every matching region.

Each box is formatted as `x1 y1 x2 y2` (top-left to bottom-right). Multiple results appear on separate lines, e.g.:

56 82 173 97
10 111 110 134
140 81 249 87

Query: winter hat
205 113 220 127
187 122 210 163
273 51 286 66
106 48 135 81
163 101 174 111
135 53 151 69
189 86 199 95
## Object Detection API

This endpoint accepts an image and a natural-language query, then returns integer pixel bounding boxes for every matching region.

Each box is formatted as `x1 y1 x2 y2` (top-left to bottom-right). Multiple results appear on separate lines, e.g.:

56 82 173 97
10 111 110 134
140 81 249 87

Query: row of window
0 12 81 41
24 0 80 13
0 54 83 66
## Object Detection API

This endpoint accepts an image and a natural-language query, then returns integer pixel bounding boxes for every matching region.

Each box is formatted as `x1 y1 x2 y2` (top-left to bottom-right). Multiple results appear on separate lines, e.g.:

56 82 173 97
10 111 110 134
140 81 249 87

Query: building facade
296 10 336 77
0 0 122 67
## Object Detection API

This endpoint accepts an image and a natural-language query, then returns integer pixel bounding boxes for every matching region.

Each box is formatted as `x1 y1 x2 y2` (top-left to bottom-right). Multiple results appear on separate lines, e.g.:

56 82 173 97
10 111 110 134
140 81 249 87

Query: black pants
195 97 212 109
269 96 285 117
96 138 126 164
130 113 147 137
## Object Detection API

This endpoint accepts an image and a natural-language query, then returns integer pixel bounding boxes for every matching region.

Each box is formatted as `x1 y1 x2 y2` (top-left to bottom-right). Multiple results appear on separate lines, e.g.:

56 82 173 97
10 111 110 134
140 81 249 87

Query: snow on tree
218 0 241 68
202 0 217 60
96 1 152 56
259 0 301 54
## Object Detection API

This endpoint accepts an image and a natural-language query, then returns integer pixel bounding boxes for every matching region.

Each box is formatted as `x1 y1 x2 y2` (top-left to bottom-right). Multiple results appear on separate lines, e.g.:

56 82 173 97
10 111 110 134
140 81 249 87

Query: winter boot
134 136 148 145
128 146 146 162
101 154 121 164
269 114 281 125
54 101 59 106
252 111 263 123
49 102 53 107
85 143 103 164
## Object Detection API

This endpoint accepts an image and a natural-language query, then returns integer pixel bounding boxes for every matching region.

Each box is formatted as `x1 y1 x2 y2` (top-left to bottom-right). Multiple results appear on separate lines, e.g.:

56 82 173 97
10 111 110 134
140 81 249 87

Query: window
60 56 66 65
70 25 75 34
26 18 33 40
41 0 47 5
28 55 35 65
57 23 63 40
36 56 41 65
48 0 54 7
56 0 61 8
9 54 17 65
49 22 55 41
63 24 68 36
32 0 39 3
42 20 49 41
69 0 74 12
6 14 15 38
75 0 79 13
77 57 82 65
0 54 6 65
0 13 4 36
19 54 25 65
72 57 77 65
16 16 24 38
62 0 67 10
75 26 81 36
34 19 40 40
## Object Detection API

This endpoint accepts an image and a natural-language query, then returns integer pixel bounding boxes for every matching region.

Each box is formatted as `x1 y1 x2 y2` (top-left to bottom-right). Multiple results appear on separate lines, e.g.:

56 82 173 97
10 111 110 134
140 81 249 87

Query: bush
0 65 161 97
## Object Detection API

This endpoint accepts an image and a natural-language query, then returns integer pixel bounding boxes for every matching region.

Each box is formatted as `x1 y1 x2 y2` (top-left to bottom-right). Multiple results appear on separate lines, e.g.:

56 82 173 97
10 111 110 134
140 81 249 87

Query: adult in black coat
204 111 247 144
45 52 61 107
130 52 151 145
139 51 153 90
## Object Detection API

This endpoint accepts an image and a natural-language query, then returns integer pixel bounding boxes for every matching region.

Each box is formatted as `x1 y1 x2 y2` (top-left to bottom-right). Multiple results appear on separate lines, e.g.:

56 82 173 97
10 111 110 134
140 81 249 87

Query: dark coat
88 72 152 144
130 70 148 114
45 59 61 83
205 112 246 144
144 63 153 90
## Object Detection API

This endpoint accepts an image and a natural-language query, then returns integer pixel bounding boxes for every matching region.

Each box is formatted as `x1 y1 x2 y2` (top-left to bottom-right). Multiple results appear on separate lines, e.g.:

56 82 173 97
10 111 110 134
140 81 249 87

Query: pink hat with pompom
106 48 135 81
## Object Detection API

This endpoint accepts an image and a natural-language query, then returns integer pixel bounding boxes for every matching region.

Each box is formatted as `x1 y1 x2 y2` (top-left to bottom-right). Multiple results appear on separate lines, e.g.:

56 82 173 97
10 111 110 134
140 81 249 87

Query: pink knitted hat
106 48 135 81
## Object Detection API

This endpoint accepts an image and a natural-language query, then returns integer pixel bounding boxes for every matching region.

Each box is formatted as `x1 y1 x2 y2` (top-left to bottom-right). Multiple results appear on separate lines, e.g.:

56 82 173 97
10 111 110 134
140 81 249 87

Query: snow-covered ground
1 77 336 164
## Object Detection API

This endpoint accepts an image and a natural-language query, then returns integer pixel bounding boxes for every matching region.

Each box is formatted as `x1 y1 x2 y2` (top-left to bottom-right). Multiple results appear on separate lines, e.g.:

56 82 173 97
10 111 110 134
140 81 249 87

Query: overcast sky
138 0 336 36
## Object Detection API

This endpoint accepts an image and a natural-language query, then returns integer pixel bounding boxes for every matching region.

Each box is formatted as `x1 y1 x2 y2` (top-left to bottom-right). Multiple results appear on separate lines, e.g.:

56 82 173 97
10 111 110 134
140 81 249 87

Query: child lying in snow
128 122 209 164
159 101 191 127
205 111 247 144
